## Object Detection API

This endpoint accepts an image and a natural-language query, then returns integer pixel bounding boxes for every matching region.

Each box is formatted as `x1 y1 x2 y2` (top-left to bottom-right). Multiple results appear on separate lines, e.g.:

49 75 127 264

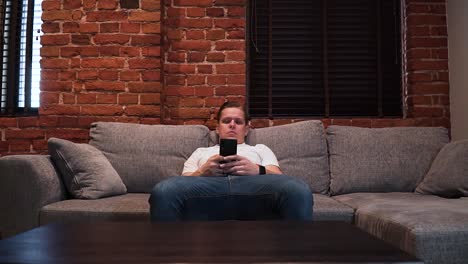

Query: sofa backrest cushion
240 120 330 194
326 126 449 195
89 122 210 193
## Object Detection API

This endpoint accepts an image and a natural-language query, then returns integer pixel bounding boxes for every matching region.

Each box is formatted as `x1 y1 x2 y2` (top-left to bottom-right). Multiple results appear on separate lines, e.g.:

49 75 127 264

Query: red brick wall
0 0 450 156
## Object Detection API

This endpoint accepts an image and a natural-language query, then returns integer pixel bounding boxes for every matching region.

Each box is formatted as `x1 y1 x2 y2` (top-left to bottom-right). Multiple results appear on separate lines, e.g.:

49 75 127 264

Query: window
248 0 402 118
0 0 42 115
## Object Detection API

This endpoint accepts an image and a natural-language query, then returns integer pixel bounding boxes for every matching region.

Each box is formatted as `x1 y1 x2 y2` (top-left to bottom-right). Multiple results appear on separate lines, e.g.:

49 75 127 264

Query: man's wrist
258 165 266 175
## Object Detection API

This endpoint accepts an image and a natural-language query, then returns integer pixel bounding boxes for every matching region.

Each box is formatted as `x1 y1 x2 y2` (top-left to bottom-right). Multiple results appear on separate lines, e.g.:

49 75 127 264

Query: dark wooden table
0 221 421 263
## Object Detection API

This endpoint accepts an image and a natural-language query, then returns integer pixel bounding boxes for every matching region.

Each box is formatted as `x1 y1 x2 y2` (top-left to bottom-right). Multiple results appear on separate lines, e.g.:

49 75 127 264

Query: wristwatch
258 165 266 175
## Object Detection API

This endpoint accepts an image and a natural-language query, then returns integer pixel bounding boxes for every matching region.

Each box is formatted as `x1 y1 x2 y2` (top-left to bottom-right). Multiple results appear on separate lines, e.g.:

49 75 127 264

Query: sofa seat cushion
39 194 353 224
89 122 210 193
334 192 468 264
39 193 150 225
313 194 354 222
327 126 449 195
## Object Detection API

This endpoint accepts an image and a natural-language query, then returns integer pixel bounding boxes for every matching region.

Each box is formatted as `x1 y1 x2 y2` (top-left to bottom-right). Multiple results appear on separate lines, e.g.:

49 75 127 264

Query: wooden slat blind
248 0 402 118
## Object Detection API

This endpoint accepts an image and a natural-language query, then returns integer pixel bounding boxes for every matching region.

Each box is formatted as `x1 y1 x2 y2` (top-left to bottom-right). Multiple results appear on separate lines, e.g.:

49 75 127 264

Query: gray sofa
1 120 467 264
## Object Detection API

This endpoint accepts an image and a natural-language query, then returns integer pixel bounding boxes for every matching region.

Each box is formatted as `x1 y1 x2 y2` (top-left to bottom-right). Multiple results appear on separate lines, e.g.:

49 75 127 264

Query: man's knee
149 177 185 204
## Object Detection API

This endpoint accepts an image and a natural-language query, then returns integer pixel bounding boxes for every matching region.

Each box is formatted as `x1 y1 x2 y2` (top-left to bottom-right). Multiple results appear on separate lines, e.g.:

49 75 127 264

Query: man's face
216 107 249 144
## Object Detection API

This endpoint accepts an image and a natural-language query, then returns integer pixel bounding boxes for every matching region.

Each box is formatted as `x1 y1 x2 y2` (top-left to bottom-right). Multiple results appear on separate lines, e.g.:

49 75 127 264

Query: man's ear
245 121 250 136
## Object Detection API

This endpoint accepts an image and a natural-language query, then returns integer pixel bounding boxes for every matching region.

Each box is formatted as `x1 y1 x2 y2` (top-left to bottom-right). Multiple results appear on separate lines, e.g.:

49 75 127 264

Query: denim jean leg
149 176 230 221
229 174 313 220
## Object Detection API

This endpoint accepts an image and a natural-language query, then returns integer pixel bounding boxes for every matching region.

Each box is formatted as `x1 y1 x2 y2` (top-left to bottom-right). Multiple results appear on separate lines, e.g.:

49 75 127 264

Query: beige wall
448 0 468 140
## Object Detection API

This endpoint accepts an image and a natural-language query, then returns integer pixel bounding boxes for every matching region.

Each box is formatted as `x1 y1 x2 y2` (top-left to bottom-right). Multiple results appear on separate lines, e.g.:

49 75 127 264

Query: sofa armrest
0 155 66 238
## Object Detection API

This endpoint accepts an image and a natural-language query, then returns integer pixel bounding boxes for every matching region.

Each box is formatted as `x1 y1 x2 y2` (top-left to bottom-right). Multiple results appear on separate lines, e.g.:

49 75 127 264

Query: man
149 101 313 221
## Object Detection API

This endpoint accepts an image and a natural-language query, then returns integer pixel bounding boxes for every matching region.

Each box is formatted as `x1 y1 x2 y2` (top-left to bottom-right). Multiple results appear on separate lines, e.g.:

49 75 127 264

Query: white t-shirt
182 143 280 175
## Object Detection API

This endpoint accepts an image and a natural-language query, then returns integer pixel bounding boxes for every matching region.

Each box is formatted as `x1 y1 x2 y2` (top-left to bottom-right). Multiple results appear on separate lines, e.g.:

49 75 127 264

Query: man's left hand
220 155 260 176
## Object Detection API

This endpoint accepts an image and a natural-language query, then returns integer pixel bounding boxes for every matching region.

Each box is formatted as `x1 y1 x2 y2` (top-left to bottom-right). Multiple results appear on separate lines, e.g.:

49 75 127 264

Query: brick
216 64 245 74
131 35 161 45
431 26 447 36
41 35 70 46
407 15 446 26
46 129 90 140
206 29 225 40
187 8 205 17
118 93 139 104
188 52 206 62
63 22 80 33
125 105 161 116
227 7 245 17
42 1 61 10
166 18 212 28
128 58 161 69
165 64 196 74
215 40 245 50
411 83 449 95
165 86 195 96
85 81 126 91
215 86 246 96
167 30 184 40
72 34 91 45
166 76 186 85
38 116 58 127
431 48 448 59
100 23 120 33
40 92 60 104
407 37 447 48
226 51 245 61
207 52 225 62
41 47 60 57
408 73 432 83
214 0 245 6
128 11 161 22
197 65 213 74
40 80 73 91
141 47 161 57
77 93 97 104
81 58 125 68
186 30 205 40
140 93 161 104
207 8 224 17
227 30 244 39
0 118 18 128
168 52 186 62
187 75 206 85
174 0 213 7
142 71 161 81
167 7 186 17
411 107 444 117
141 0 161 11
214 18 245 29
42 11 73 21
5 129 45 140
120 71 141 81
99 70 119 80
94 34 130 45
86 11 128 22
205 97 225 107
227 74 245 84
128 82 162 92
407 48 431 59
78 70 99 80
142 24 161 34
41 71 59 80
81 105 124 116
100 46 121 56
172 108 210 119
32 140 48 151
83 0 97 9
407 26 430 37
179 97 205 107
207 75 226 85
59 71 77 80
140 118 162 125
64 0 82 9
172 40 211 51
121 23 141 33
80 23 99 33
62 93 76 104
407 60 448 71
194 86 214 96
9 140 32 152
72 10 84 20
42 23 60 33
96 94 118 104
97 0 118 9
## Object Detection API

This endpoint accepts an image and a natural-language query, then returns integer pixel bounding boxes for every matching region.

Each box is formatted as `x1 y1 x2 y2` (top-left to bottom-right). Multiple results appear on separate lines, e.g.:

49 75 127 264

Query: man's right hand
185 155 225 176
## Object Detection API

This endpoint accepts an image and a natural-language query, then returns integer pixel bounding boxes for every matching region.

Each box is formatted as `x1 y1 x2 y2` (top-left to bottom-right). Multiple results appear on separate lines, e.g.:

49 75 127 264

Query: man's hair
217 101 249 123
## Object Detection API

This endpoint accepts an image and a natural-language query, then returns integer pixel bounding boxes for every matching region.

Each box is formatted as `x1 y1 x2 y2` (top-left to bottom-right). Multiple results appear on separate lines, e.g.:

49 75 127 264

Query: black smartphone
219 138 237 157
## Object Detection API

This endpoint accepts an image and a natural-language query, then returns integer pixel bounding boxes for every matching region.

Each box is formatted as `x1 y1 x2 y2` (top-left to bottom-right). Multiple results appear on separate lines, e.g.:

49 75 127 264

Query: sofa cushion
40 193 150 225
39 193 353 224
48 138 127 199
239 120 330 194
416 139 468 198
89 122 210 193
334 192 468 264
327 126 449 195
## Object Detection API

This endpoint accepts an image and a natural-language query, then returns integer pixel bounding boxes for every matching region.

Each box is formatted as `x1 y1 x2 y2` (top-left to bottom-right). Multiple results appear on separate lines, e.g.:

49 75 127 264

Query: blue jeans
149 174 313 221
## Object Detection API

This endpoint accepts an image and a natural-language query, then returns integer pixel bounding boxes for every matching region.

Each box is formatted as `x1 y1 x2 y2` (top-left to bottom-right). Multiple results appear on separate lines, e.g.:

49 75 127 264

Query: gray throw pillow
48 138 127 199
416 139 468 198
